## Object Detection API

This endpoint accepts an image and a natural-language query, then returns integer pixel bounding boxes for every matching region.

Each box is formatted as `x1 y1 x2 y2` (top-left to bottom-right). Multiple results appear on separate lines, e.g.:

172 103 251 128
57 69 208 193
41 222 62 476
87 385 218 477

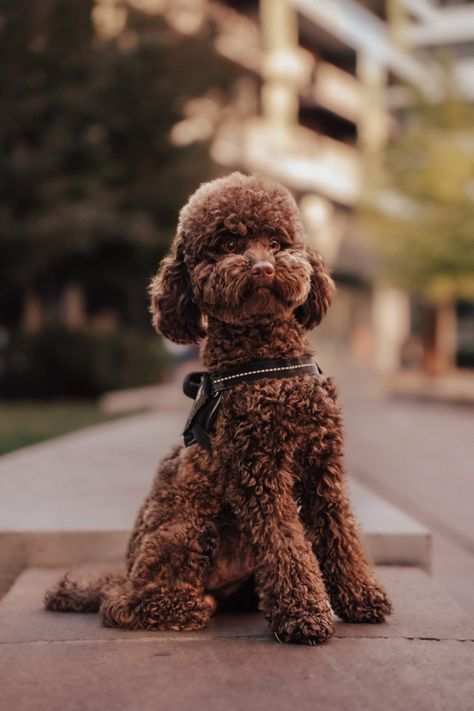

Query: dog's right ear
294 247 335 330
149 235 205 344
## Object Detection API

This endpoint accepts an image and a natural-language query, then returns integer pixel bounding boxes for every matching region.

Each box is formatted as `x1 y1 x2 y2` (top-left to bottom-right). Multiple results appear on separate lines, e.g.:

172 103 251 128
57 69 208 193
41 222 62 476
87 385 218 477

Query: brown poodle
45 172 392 644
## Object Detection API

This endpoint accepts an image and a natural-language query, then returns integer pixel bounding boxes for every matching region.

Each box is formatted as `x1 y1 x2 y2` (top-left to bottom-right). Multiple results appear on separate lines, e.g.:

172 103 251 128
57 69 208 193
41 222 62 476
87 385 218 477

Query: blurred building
150 0 474 373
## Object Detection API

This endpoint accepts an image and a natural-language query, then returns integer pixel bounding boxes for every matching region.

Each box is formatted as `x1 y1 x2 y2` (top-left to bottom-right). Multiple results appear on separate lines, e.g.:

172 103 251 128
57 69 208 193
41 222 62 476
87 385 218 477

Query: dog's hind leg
99 446 223 631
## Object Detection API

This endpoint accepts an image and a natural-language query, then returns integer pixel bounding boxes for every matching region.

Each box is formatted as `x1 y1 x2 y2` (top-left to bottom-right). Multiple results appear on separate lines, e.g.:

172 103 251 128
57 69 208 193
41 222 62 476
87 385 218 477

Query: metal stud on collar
212 361 315 385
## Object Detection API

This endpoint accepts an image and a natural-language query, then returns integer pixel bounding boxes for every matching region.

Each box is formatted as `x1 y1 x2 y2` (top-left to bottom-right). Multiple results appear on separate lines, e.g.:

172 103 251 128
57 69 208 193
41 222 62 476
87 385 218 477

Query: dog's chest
218 376 336 437
210 375 341 484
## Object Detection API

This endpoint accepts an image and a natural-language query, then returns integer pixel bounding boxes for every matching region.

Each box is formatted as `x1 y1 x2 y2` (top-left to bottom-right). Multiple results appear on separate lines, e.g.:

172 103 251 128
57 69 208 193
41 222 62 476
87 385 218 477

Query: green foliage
0 0 242 328
360 90 474 302
1 327 170 398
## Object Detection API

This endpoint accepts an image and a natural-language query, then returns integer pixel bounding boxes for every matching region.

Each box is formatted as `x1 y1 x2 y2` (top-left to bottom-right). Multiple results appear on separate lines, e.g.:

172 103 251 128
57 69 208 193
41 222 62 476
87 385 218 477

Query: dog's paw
272 607 335 645
100 582 213 631
154 592 214 632
335 581 392 624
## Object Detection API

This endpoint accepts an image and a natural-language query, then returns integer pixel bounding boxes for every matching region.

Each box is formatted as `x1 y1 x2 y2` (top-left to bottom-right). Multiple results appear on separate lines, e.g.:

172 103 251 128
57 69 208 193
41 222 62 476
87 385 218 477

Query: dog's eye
222 238 237 253
269 238 281 251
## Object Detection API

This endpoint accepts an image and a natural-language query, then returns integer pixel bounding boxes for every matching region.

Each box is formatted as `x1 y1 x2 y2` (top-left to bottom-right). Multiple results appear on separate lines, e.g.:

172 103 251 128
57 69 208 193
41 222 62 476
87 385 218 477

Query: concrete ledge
349 480 431 569
2 565 471 643
4 637 473 711
0 408 430 596
1 566 473 711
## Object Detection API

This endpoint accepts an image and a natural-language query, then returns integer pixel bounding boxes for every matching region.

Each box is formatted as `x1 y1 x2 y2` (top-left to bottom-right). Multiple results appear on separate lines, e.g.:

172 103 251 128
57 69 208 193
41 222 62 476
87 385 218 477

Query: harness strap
182 357 322 451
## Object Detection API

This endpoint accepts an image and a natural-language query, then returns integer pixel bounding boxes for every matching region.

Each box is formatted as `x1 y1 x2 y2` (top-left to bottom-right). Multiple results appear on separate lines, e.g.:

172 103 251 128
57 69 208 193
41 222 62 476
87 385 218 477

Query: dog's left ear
295 248 335 330
149 236 205 344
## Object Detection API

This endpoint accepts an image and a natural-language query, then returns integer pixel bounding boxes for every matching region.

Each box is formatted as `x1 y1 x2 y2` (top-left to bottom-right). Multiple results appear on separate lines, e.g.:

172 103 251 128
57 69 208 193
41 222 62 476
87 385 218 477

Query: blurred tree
360 90 474 373
0 0 243 333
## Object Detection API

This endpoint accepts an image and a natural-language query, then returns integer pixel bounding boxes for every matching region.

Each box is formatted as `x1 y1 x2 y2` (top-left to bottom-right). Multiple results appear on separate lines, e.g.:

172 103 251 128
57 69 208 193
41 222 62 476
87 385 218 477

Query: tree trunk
61 283 86 330
21 291 43 334
423 299 457 374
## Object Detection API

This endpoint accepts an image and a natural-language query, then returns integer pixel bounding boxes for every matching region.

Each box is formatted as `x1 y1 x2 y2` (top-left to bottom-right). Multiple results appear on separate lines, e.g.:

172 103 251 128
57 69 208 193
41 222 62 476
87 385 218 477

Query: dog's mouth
246 277 297 304
239 281 301 319
245 281 278 300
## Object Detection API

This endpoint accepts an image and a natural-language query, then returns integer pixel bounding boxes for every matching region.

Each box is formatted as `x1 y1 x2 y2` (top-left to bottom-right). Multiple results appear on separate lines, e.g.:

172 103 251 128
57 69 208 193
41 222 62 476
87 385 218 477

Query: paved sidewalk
1 566 473 711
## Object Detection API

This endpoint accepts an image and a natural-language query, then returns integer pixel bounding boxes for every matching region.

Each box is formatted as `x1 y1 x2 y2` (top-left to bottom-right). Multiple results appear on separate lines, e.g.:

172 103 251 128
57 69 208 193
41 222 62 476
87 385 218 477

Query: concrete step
0 406 430 596
1 566 473 711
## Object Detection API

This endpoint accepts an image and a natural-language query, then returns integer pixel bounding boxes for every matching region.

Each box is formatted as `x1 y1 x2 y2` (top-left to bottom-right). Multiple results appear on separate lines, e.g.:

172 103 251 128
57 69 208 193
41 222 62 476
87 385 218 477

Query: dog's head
150 173 335 343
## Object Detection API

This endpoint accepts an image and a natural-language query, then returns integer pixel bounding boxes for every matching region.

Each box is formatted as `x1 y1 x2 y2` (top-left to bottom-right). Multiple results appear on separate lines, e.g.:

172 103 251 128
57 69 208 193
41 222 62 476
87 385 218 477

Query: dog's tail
44 572 125 613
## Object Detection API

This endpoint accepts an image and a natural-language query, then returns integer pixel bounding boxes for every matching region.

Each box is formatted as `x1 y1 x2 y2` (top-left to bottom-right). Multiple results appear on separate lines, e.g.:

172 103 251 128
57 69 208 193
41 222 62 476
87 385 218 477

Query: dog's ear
149 235 205 344
295 248 335 330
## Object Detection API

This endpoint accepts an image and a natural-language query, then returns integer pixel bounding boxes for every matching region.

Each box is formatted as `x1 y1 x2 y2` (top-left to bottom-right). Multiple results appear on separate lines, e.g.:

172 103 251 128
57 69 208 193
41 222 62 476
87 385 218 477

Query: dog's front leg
100 447 221 631
229 455 334 645
305 451 392 624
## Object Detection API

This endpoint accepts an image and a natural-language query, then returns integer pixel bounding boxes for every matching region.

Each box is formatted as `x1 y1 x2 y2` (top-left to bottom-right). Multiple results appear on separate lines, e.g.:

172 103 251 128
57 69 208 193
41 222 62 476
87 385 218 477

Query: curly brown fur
45 172 392 643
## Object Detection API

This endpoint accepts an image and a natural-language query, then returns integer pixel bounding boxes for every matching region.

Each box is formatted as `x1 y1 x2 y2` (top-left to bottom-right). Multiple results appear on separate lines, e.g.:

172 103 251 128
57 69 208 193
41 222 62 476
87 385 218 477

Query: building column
260 0 301 130
372 284 411 374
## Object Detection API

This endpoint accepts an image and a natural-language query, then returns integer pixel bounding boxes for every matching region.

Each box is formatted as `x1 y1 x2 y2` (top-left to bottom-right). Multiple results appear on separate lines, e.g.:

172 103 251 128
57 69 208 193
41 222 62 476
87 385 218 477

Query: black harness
182 356 322 451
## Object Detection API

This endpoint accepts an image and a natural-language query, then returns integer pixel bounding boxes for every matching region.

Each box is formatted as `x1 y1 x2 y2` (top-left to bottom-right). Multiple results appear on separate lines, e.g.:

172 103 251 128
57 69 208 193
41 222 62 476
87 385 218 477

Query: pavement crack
333 635 474 643
1 635 473 646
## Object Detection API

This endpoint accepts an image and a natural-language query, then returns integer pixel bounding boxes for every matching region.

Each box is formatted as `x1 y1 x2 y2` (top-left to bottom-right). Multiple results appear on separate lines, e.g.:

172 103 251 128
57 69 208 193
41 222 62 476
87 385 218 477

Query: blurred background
1 0 474 445
0 1 473 607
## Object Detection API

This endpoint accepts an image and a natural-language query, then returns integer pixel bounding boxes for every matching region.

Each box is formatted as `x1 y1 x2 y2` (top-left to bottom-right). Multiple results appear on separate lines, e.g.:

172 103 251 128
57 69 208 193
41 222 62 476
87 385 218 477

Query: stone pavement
1 566 473 711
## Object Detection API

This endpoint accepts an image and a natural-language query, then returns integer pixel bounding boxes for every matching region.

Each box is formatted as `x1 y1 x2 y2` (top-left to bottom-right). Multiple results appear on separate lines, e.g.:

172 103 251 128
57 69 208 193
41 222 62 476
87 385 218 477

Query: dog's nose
251 261 275 285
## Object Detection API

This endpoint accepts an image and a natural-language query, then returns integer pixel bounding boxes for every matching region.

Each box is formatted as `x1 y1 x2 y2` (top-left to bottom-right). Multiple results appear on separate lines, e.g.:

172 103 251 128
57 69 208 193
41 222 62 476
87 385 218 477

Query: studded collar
182 356 322 451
